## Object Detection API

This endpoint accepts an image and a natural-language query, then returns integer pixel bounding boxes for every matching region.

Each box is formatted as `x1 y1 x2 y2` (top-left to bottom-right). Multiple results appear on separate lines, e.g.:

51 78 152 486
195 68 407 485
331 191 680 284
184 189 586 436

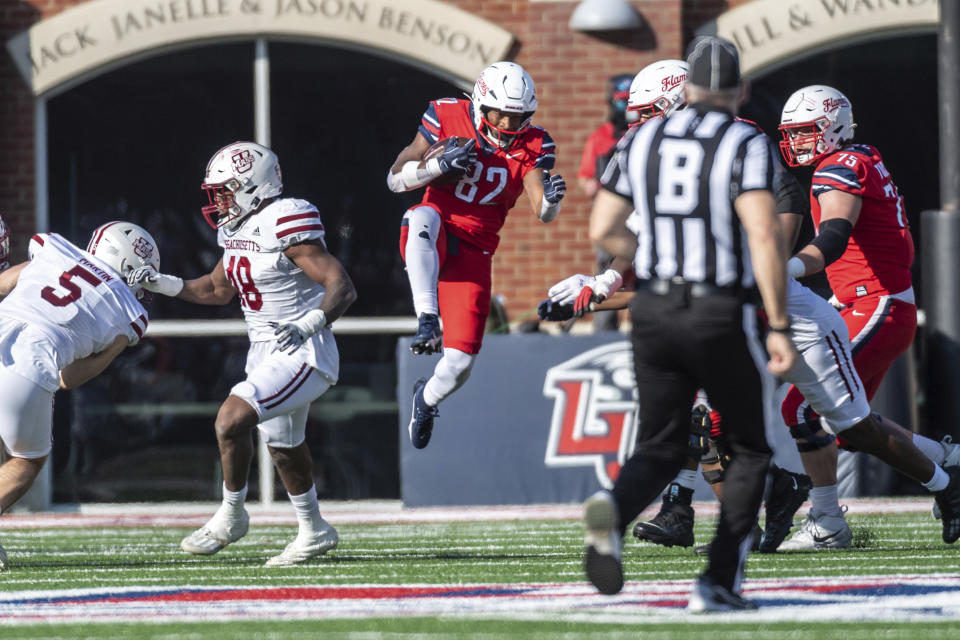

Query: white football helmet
778 85 856 167
0 215 9 271
471 61 538 149
627 60 689 126
202 141 283 229
87 221 161 298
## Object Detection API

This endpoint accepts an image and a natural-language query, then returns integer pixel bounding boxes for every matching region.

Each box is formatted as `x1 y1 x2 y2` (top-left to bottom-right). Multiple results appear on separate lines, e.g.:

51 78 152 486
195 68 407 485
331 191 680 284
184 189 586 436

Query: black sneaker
758 465 813 553
934 465 960 543
407 378 438 449
583 491 623 595
694 522 762 555
633 501 695 548
410 313 442 355
688 574 758 612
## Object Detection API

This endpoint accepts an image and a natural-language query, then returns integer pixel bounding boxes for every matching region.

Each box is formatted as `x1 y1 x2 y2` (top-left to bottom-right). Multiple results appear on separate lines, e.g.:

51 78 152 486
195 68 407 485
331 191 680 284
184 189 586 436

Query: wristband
768 323 792 334
539 197 561 222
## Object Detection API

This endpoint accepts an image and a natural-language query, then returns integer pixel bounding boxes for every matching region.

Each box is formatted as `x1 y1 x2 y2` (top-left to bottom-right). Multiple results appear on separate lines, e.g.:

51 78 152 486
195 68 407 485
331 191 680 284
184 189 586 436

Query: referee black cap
686 36 740 91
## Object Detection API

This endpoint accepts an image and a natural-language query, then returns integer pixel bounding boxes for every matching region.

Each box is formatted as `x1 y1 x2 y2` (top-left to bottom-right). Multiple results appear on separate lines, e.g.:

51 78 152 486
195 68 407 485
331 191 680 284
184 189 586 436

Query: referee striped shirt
601 103 776 288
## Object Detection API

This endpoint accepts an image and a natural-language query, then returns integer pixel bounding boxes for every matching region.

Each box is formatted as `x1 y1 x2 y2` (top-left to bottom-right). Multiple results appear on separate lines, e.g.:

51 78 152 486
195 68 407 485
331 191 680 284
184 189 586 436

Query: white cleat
0 542 7 571
583 491 623 595
778 507 852 551
180 509 250 556
264 519 339 567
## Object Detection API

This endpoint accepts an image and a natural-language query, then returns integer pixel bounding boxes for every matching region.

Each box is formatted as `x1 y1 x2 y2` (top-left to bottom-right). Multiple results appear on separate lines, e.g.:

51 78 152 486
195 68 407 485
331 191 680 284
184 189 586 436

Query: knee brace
789 419 836 452
687 405 712 459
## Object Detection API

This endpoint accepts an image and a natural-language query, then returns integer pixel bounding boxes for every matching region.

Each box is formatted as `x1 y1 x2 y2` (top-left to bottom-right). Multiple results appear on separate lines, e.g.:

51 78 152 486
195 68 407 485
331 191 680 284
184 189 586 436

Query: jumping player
0 222 157 570
387 61 566 449
133 142 357 566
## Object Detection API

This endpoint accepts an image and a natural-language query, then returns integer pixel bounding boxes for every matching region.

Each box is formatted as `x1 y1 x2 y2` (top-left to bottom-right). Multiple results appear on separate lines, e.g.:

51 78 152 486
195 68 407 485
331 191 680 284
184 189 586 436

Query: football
423 136 475 185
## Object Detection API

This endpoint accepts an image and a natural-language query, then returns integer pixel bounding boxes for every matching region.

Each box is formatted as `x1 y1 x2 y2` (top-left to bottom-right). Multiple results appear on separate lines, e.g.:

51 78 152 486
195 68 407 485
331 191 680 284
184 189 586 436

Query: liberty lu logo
543 342 638 489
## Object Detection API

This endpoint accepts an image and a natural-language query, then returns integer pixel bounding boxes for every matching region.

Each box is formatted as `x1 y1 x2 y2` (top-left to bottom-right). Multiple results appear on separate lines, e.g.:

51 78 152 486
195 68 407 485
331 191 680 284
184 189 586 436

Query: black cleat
934 465 960 543
407 378 439 449
688 574 758 612
410 313 442 355
633 501 695 548
759 465 813 553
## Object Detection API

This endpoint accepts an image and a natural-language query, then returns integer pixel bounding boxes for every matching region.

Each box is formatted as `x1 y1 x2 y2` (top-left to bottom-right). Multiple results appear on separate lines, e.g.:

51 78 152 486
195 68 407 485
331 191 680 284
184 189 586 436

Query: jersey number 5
225 256 263 311
41 265 102 307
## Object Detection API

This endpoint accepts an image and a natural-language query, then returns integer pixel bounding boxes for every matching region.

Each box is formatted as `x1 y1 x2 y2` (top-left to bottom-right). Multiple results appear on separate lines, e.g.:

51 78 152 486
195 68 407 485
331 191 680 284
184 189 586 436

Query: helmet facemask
0 217 9 271
779 85 855 167
202 178 245 230
478 107 535 150
627 96 672 127
778 119 829 167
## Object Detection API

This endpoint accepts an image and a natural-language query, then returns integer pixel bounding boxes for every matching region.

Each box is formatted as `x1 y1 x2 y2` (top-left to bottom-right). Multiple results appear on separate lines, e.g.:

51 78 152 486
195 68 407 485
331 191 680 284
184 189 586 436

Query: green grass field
1 502 959 639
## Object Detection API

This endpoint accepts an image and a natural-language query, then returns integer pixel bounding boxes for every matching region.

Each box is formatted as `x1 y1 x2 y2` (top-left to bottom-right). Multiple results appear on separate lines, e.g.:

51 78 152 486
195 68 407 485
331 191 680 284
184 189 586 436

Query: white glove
128 266 183 297
548 274 592 306
274 309 327 353
591 269 624 300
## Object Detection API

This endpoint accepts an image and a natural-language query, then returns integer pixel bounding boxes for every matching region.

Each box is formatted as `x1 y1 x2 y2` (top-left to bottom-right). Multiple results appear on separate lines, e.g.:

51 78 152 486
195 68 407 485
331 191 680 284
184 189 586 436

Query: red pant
400 216 491 354
781 294 917 446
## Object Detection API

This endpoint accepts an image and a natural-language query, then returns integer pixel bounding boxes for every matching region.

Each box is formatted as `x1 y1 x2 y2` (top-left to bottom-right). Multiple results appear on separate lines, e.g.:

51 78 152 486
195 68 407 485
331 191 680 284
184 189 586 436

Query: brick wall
0 0 733 318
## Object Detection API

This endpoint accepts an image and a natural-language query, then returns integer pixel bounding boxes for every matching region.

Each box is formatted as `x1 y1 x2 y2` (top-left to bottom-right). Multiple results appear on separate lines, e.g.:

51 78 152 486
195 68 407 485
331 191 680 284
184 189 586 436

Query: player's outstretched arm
131 259 236 305
0 262 27 299
59 334 128 390
273 240 357 353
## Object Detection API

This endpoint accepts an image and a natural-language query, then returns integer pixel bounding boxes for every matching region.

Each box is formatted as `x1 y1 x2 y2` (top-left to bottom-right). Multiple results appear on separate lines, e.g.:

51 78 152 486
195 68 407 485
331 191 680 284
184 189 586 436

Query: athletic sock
922 464 951 492
809 485 841 516
289 484 322 537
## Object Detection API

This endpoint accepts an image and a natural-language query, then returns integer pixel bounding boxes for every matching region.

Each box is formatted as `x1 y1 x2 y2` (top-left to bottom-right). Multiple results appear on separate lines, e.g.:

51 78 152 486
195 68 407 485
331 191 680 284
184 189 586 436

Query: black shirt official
581 36 796 611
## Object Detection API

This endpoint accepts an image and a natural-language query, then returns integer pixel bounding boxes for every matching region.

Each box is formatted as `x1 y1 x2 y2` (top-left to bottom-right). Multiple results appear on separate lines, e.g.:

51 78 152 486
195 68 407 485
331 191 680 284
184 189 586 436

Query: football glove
542 172 566 204
537 298 574 321
274 309 327 354
437 138 477 177
547 274 592 306
128 266 183 297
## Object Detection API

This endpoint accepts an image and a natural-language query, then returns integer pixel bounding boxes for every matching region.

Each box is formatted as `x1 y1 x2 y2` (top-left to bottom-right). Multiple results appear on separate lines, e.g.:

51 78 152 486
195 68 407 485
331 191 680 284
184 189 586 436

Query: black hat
686 36 740 91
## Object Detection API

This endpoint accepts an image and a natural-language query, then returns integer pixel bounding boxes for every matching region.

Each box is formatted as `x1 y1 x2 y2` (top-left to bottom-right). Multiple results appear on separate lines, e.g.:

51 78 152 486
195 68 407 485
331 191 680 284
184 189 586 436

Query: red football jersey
810 144 914 304
417 98 555 253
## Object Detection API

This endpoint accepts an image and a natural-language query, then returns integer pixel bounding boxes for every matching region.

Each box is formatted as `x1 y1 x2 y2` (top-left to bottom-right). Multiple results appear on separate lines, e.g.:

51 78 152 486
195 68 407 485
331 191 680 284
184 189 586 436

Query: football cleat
941 436 960 468
688 574 758 612
583 491 623 595
181 508 250 555
410 313 442 355
0 541 7 571
778 507 852 551
633 501 695 548
934 465 960 543
408 378 439 449
265 519 339 567
758 465 812 553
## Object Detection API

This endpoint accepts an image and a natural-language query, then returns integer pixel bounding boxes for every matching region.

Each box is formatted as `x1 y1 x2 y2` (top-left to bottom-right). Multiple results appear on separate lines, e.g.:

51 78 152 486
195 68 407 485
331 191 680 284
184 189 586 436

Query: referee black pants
612 289 772 591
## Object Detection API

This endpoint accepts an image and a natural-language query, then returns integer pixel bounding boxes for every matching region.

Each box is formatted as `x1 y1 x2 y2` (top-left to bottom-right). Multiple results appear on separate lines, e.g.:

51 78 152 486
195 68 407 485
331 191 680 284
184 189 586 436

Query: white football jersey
217 198 338 381
0 233 148 392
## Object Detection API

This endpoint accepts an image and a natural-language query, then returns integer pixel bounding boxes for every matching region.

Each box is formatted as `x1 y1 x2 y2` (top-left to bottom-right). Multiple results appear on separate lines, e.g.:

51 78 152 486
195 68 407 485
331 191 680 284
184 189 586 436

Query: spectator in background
578 74 635 332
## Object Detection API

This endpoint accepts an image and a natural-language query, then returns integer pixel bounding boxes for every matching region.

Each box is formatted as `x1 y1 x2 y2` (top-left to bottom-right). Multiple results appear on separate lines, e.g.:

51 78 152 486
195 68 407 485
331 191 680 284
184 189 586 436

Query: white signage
7 0 516 96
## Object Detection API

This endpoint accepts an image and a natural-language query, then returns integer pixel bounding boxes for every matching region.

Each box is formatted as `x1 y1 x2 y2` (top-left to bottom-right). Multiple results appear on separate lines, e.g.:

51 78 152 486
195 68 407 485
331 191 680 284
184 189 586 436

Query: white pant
0 366 54 459
230 342 331 448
